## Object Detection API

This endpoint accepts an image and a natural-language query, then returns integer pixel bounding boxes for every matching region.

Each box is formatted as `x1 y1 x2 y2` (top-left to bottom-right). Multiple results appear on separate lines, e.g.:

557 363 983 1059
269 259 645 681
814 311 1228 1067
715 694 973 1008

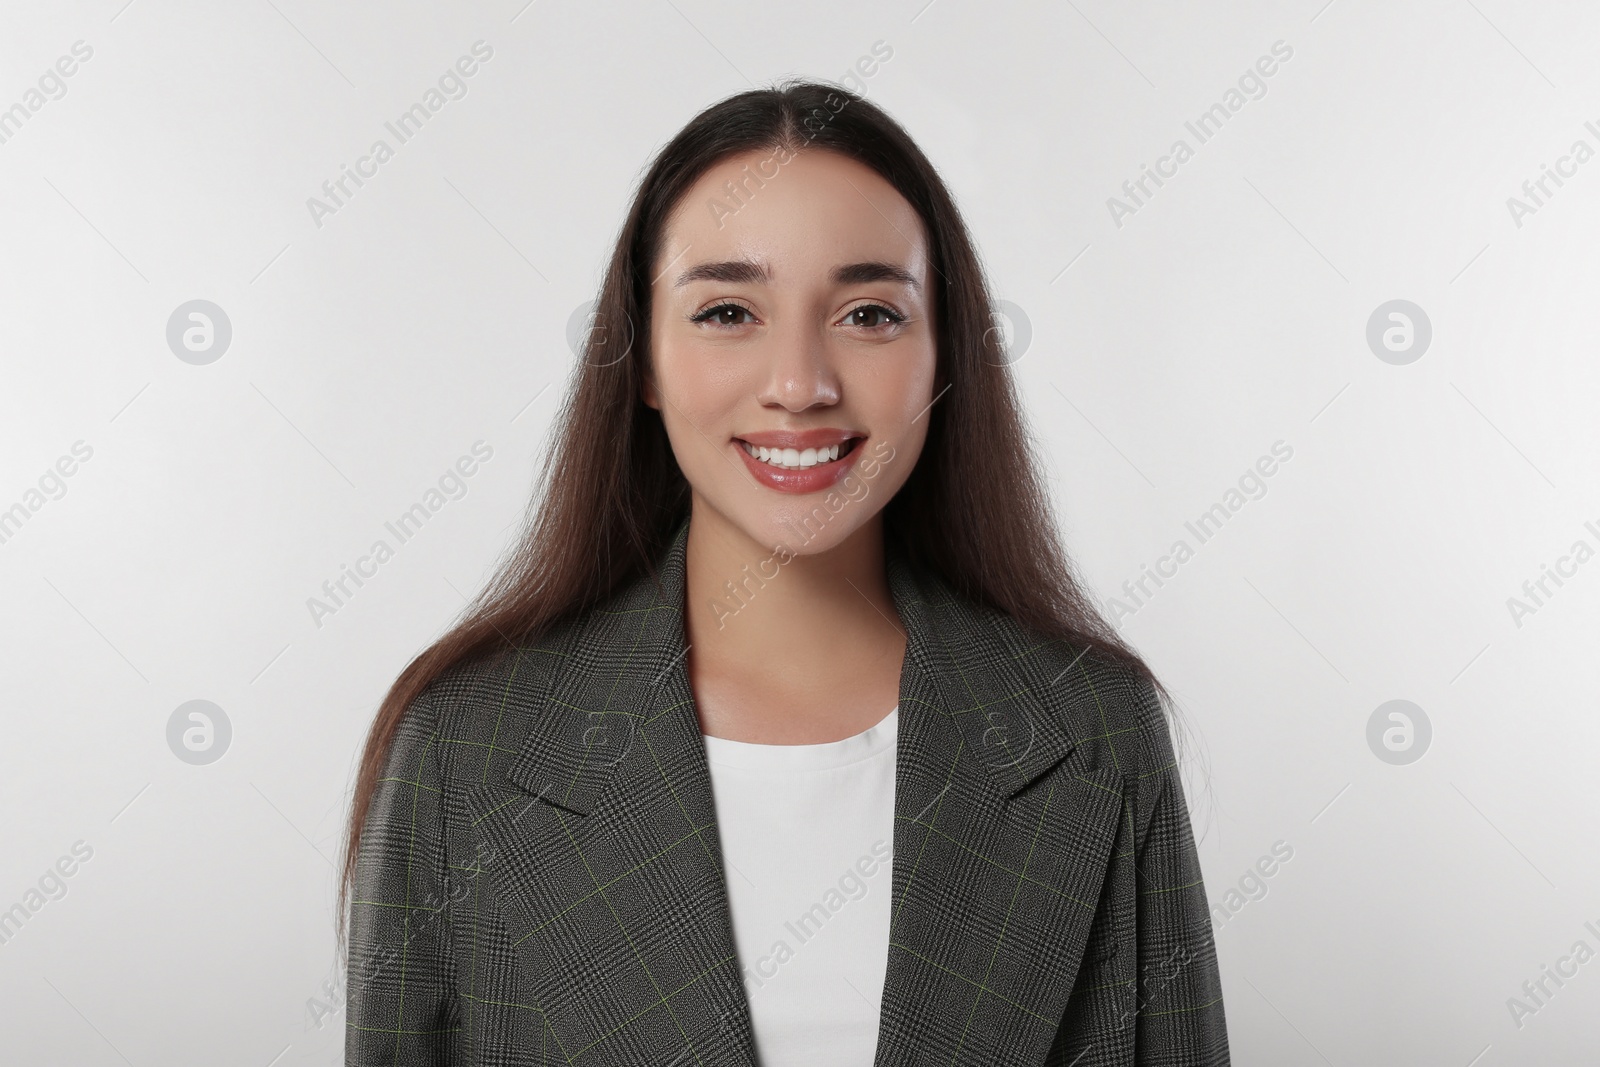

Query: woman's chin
698 503 870 561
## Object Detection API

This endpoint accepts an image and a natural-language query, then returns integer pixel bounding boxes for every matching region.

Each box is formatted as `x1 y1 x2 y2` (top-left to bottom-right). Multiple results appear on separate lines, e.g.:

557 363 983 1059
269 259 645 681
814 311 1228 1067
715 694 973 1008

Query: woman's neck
682 504 907 742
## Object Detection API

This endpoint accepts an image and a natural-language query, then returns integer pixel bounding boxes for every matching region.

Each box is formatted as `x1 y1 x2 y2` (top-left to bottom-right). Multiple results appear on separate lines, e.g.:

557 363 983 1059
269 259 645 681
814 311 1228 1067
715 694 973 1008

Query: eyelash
689 301 907 330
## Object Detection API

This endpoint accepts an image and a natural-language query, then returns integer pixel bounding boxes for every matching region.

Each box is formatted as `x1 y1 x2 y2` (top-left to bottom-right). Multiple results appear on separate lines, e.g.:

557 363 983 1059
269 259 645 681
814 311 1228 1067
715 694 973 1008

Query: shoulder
895 559 1177 784
402 622 580 787
1011 623 1185 843
902 559 1177 777
940 585 1177 794
1030 632 1172 776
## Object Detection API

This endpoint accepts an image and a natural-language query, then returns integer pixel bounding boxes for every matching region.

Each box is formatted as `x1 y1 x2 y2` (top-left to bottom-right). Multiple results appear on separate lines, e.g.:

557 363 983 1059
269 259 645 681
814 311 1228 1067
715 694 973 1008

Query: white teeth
740 440 851 469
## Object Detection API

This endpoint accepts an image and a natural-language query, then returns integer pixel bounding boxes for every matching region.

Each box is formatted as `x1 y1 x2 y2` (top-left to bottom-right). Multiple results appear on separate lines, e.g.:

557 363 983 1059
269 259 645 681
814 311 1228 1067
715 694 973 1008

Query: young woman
341 79 1228 1066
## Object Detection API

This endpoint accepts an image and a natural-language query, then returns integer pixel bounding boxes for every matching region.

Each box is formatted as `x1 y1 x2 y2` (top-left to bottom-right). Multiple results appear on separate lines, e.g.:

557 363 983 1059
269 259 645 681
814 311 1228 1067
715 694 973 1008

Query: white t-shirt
701 705 898 1067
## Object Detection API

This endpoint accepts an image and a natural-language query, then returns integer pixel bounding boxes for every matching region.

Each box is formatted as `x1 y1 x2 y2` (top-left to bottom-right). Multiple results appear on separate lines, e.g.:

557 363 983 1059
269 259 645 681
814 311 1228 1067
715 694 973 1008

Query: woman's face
646 147 938 557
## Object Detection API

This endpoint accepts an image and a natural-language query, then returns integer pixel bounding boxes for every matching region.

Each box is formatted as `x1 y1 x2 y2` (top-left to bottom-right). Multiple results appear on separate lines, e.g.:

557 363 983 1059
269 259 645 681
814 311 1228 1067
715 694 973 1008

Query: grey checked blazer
346 523 1229 1065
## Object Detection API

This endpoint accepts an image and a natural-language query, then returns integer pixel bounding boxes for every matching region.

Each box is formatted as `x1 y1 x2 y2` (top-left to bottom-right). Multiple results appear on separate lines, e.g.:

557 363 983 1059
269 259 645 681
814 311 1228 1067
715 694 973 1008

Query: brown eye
845 304 905 329
691 302 755 327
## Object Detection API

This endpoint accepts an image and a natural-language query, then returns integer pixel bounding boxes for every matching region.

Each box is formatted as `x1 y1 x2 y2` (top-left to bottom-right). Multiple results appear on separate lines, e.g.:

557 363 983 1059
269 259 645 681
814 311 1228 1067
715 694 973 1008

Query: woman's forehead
656 149 929 283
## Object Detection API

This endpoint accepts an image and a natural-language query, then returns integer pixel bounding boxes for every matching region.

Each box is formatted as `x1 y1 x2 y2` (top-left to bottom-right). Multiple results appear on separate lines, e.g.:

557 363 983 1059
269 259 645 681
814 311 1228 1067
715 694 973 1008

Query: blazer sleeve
345 692 465 1065
1132 680 1231 1064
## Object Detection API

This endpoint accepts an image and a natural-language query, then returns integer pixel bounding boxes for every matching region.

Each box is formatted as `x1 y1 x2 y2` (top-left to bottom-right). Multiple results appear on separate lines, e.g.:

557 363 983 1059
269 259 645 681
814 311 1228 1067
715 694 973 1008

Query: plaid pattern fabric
346 522 1229 1065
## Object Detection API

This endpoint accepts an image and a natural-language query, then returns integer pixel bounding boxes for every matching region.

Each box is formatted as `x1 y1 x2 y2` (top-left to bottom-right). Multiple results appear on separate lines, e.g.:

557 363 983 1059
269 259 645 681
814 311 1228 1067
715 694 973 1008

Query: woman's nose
757 327 841 412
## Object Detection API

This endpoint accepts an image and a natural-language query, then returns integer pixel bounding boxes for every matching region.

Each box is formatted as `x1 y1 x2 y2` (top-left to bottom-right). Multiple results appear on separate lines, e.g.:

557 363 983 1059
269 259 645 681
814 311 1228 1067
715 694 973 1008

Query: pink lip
733 431 866 495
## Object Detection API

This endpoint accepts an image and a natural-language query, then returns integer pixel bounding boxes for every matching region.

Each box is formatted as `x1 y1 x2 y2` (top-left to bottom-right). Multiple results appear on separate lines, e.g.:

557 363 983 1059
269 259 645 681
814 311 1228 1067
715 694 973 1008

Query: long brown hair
339 77 1174 932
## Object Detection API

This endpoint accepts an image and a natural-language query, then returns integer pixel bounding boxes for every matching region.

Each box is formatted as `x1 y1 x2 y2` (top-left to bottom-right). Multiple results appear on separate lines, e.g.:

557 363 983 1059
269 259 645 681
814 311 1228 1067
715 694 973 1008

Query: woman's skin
645 147 940 744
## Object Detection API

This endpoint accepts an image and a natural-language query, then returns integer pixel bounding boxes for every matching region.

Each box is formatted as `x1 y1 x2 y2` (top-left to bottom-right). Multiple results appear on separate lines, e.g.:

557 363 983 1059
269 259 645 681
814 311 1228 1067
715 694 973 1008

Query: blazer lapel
873 554 1125 1066
459 524 1123 1066
461 525 760 1065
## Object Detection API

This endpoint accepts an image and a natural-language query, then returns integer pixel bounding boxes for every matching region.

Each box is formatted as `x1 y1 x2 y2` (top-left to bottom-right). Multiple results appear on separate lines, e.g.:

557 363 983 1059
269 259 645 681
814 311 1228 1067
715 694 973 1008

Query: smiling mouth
737 437 862 470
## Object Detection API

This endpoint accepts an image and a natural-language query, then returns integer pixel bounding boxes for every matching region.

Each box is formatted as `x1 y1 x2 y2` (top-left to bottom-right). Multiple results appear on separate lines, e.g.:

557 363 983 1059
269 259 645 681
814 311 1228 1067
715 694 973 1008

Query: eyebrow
673 259 921 293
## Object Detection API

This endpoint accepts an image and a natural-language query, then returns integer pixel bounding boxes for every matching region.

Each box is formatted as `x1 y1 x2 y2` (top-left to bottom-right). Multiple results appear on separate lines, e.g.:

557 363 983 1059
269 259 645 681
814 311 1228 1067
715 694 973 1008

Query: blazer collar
503 519 1082 816
474 519 1124 1065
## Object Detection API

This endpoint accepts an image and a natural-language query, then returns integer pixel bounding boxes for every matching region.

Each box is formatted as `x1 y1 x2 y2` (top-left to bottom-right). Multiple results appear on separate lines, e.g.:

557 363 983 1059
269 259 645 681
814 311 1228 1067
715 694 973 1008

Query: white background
1 1 1597 1063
